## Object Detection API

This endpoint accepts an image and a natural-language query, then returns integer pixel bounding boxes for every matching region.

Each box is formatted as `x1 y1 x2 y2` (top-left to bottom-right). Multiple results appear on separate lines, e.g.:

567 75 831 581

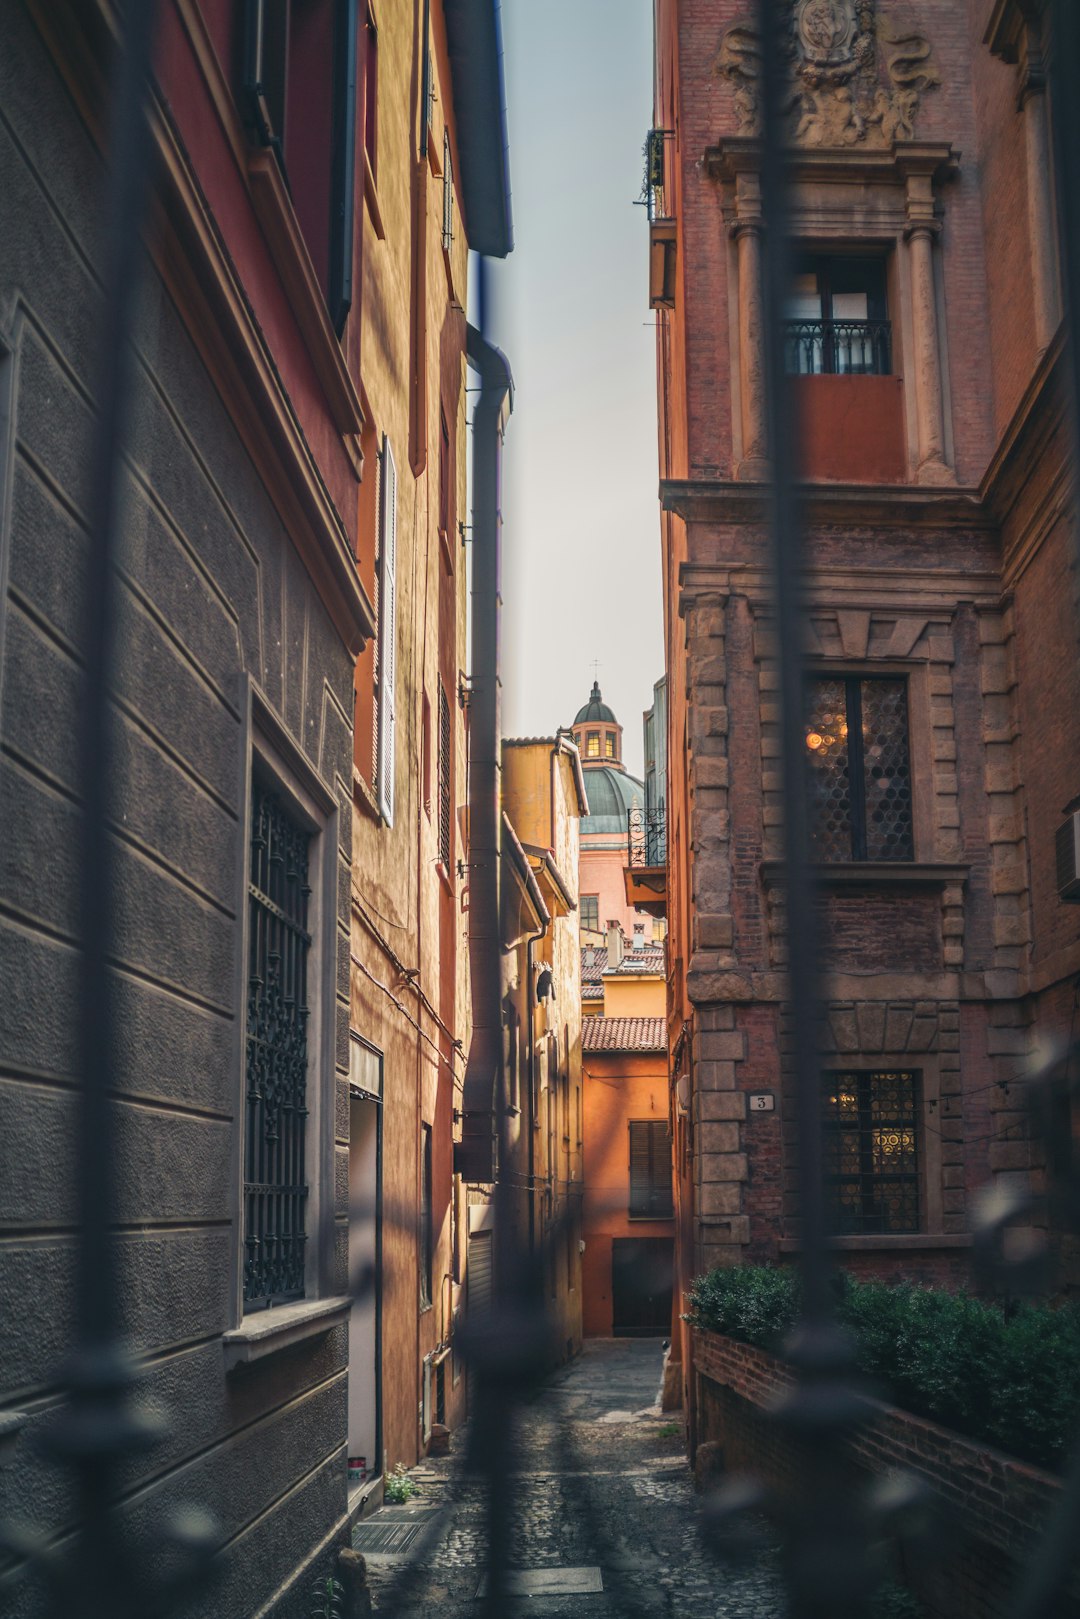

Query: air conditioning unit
1056 811 1080 902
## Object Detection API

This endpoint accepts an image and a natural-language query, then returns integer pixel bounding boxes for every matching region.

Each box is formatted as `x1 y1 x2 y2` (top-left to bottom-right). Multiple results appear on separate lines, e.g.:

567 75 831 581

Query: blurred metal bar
61 5 162 1614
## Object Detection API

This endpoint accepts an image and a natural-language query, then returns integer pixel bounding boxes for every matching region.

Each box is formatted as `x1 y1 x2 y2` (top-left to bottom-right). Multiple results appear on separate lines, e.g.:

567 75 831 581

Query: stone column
904 176 952 485
1019 48 1061 350
732 172 768 481
734 221 768 480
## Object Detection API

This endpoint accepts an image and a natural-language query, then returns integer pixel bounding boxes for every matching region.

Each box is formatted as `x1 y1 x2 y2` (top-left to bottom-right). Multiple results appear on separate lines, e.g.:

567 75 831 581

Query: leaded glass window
244 781 311 1308
805 676 913 861
823 1070 920 1234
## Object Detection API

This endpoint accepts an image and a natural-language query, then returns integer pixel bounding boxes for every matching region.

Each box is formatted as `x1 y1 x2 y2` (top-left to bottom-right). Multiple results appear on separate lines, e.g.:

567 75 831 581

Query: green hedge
685 1265 1080 1472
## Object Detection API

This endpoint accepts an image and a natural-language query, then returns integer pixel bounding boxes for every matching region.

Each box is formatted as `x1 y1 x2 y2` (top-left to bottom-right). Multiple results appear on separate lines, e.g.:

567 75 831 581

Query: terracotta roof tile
582 1017 666 1054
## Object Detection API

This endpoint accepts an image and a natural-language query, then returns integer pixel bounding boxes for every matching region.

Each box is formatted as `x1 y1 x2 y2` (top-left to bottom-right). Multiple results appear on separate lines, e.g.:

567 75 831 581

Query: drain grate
352 1507 443 1557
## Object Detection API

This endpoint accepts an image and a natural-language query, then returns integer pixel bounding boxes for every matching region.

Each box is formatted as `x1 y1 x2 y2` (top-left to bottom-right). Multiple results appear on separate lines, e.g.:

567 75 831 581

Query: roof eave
443 0 514 259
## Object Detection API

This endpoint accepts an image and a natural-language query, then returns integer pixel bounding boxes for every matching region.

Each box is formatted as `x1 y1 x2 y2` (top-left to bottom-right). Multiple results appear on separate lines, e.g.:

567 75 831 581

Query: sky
486 0 662 781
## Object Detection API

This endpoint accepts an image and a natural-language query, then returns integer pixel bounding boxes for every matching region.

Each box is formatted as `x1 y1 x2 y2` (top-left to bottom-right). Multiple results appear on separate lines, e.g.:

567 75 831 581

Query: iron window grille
805 675 914 862
783 253 891 376
628 1120 674 1218
580 894 599 932
438 679 452 870
244 780 312 1308
823 1069 921 1235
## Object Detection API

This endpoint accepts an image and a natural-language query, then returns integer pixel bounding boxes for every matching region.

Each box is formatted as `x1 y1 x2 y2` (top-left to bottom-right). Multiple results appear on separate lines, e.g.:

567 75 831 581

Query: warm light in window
806 731 823 750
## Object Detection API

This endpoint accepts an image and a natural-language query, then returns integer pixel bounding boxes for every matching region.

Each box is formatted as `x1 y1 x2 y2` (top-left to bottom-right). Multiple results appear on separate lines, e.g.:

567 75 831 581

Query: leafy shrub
309 1576 345 1619
687 1265 1080 1472
684 1263 799 1351
384 1461 418 1504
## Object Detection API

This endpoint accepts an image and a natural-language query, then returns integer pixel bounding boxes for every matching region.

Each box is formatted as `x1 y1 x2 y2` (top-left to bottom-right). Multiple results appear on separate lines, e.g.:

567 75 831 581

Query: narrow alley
354 1340 785 1618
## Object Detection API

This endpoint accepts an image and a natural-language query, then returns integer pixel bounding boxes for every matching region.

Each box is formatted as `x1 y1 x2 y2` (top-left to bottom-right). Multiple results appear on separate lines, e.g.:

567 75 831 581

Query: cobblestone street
355 1339 785 1618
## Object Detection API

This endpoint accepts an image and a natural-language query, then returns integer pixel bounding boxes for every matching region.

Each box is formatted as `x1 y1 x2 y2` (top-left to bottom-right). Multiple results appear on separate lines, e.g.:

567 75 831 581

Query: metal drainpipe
459 311 513 1187
524 919 548 1258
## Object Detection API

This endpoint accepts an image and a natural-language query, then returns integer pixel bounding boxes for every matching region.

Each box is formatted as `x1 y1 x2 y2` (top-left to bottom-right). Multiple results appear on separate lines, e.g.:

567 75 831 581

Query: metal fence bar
60 7 166 1616
755 3 872 1616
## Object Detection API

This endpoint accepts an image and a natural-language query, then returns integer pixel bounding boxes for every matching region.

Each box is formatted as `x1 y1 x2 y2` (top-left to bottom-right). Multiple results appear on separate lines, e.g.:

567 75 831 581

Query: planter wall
693 1329 1077 1619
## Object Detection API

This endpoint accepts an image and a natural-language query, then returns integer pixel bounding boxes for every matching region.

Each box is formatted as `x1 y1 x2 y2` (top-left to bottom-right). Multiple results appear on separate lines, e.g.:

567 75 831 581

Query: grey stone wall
0 4 354 1613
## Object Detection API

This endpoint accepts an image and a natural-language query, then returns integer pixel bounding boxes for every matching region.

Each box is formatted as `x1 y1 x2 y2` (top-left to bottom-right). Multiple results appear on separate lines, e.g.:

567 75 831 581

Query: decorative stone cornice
705 136 959 187
985 0 1049 104
661 478 991 531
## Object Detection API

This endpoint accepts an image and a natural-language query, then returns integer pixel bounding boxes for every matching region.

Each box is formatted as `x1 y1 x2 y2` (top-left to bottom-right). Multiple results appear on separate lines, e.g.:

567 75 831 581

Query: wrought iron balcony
783 317 892 377
627 805 667 870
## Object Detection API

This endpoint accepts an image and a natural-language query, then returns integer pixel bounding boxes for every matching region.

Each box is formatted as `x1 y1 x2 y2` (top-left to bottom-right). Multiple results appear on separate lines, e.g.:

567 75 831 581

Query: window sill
353 766 382 824
761 861 968 889
628 1213 676 1224
223 1295 352 1372
778 1233 972 1254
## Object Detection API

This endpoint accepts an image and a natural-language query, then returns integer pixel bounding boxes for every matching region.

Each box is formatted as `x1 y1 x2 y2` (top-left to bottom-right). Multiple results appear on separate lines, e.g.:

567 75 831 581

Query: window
442 127 454 252
629 1121 674 1218
586 731 601 759
437 680 452 870
604 732 616 759
420 1123 433 1307
823 1070 920 1234
242 0 359 333
784 254 890 376
580 894 599 933
805 676 913 862
244 781 312 1307
376 436 398 826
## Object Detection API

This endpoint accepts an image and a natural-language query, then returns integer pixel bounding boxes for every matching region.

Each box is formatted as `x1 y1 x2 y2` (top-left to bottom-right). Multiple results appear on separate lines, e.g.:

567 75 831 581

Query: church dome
580 762 643 835
574 681 616 725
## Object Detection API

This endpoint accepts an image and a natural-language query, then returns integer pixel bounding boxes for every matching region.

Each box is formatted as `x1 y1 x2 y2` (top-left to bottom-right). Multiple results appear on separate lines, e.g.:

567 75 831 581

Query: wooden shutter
376 436 397 825
438 680 452 868
629 1121 673 1218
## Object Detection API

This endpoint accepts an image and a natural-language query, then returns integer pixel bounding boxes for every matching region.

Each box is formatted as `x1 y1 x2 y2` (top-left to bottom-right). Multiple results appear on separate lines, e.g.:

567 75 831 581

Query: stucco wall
0 4 357 1612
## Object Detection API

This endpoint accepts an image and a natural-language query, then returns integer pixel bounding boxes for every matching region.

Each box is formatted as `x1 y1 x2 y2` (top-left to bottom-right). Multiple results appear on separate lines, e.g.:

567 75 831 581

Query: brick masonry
657 0 1080 1317
694 1330 1076 1619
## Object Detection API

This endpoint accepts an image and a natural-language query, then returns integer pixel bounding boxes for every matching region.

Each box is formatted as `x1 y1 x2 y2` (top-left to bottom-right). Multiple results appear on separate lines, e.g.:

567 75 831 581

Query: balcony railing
783 317 892 377
627 805 667 869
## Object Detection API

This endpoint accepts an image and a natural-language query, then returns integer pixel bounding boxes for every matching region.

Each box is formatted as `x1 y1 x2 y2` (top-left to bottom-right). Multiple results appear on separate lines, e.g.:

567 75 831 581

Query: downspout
524 918 547 1258
459 310 513 1185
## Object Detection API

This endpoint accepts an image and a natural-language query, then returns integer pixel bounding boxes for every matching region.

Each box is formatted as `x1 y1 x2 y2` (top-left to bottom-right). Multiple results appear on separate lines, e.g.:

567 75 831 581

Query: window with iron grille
629 1120 674 1218
438 680 452 870
580 894 599 933
420 1123 433 1307
805 675 913 861
784 254 891 377
244 781 312 1308
823 1070 920 1234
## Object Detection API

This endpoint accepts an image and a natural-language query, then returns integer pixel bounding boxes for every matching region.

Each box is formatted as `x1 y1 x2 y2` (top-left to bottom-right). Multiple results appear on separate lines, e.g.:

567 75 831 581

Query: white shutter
376 436 398 826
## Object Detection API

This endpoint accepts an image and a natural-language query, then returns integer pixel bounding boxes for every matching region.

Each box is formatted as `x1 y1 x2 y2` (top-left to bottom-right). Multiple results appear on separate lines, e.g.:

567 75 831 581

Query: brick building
650 0 1080 1411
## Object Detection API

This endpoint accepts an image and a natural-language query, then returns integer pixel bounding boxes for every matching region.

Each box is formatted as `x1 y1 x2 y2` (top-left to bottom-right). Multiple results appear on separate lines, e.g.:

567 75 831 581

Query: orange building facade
650 0 1080 1427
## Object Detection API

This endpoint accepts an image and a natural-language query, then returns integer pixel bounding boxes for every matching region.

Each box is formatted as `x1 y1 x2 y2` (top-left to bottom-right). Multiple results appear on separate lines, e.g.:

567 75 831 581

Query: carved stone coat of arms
716 0 940 148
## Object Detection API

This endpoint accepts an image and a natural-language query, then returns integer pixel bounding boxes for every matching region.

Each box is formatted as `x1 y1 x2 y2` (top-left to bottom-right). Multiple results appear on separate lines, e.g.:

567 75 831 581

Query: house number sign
749 1093 775 1112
